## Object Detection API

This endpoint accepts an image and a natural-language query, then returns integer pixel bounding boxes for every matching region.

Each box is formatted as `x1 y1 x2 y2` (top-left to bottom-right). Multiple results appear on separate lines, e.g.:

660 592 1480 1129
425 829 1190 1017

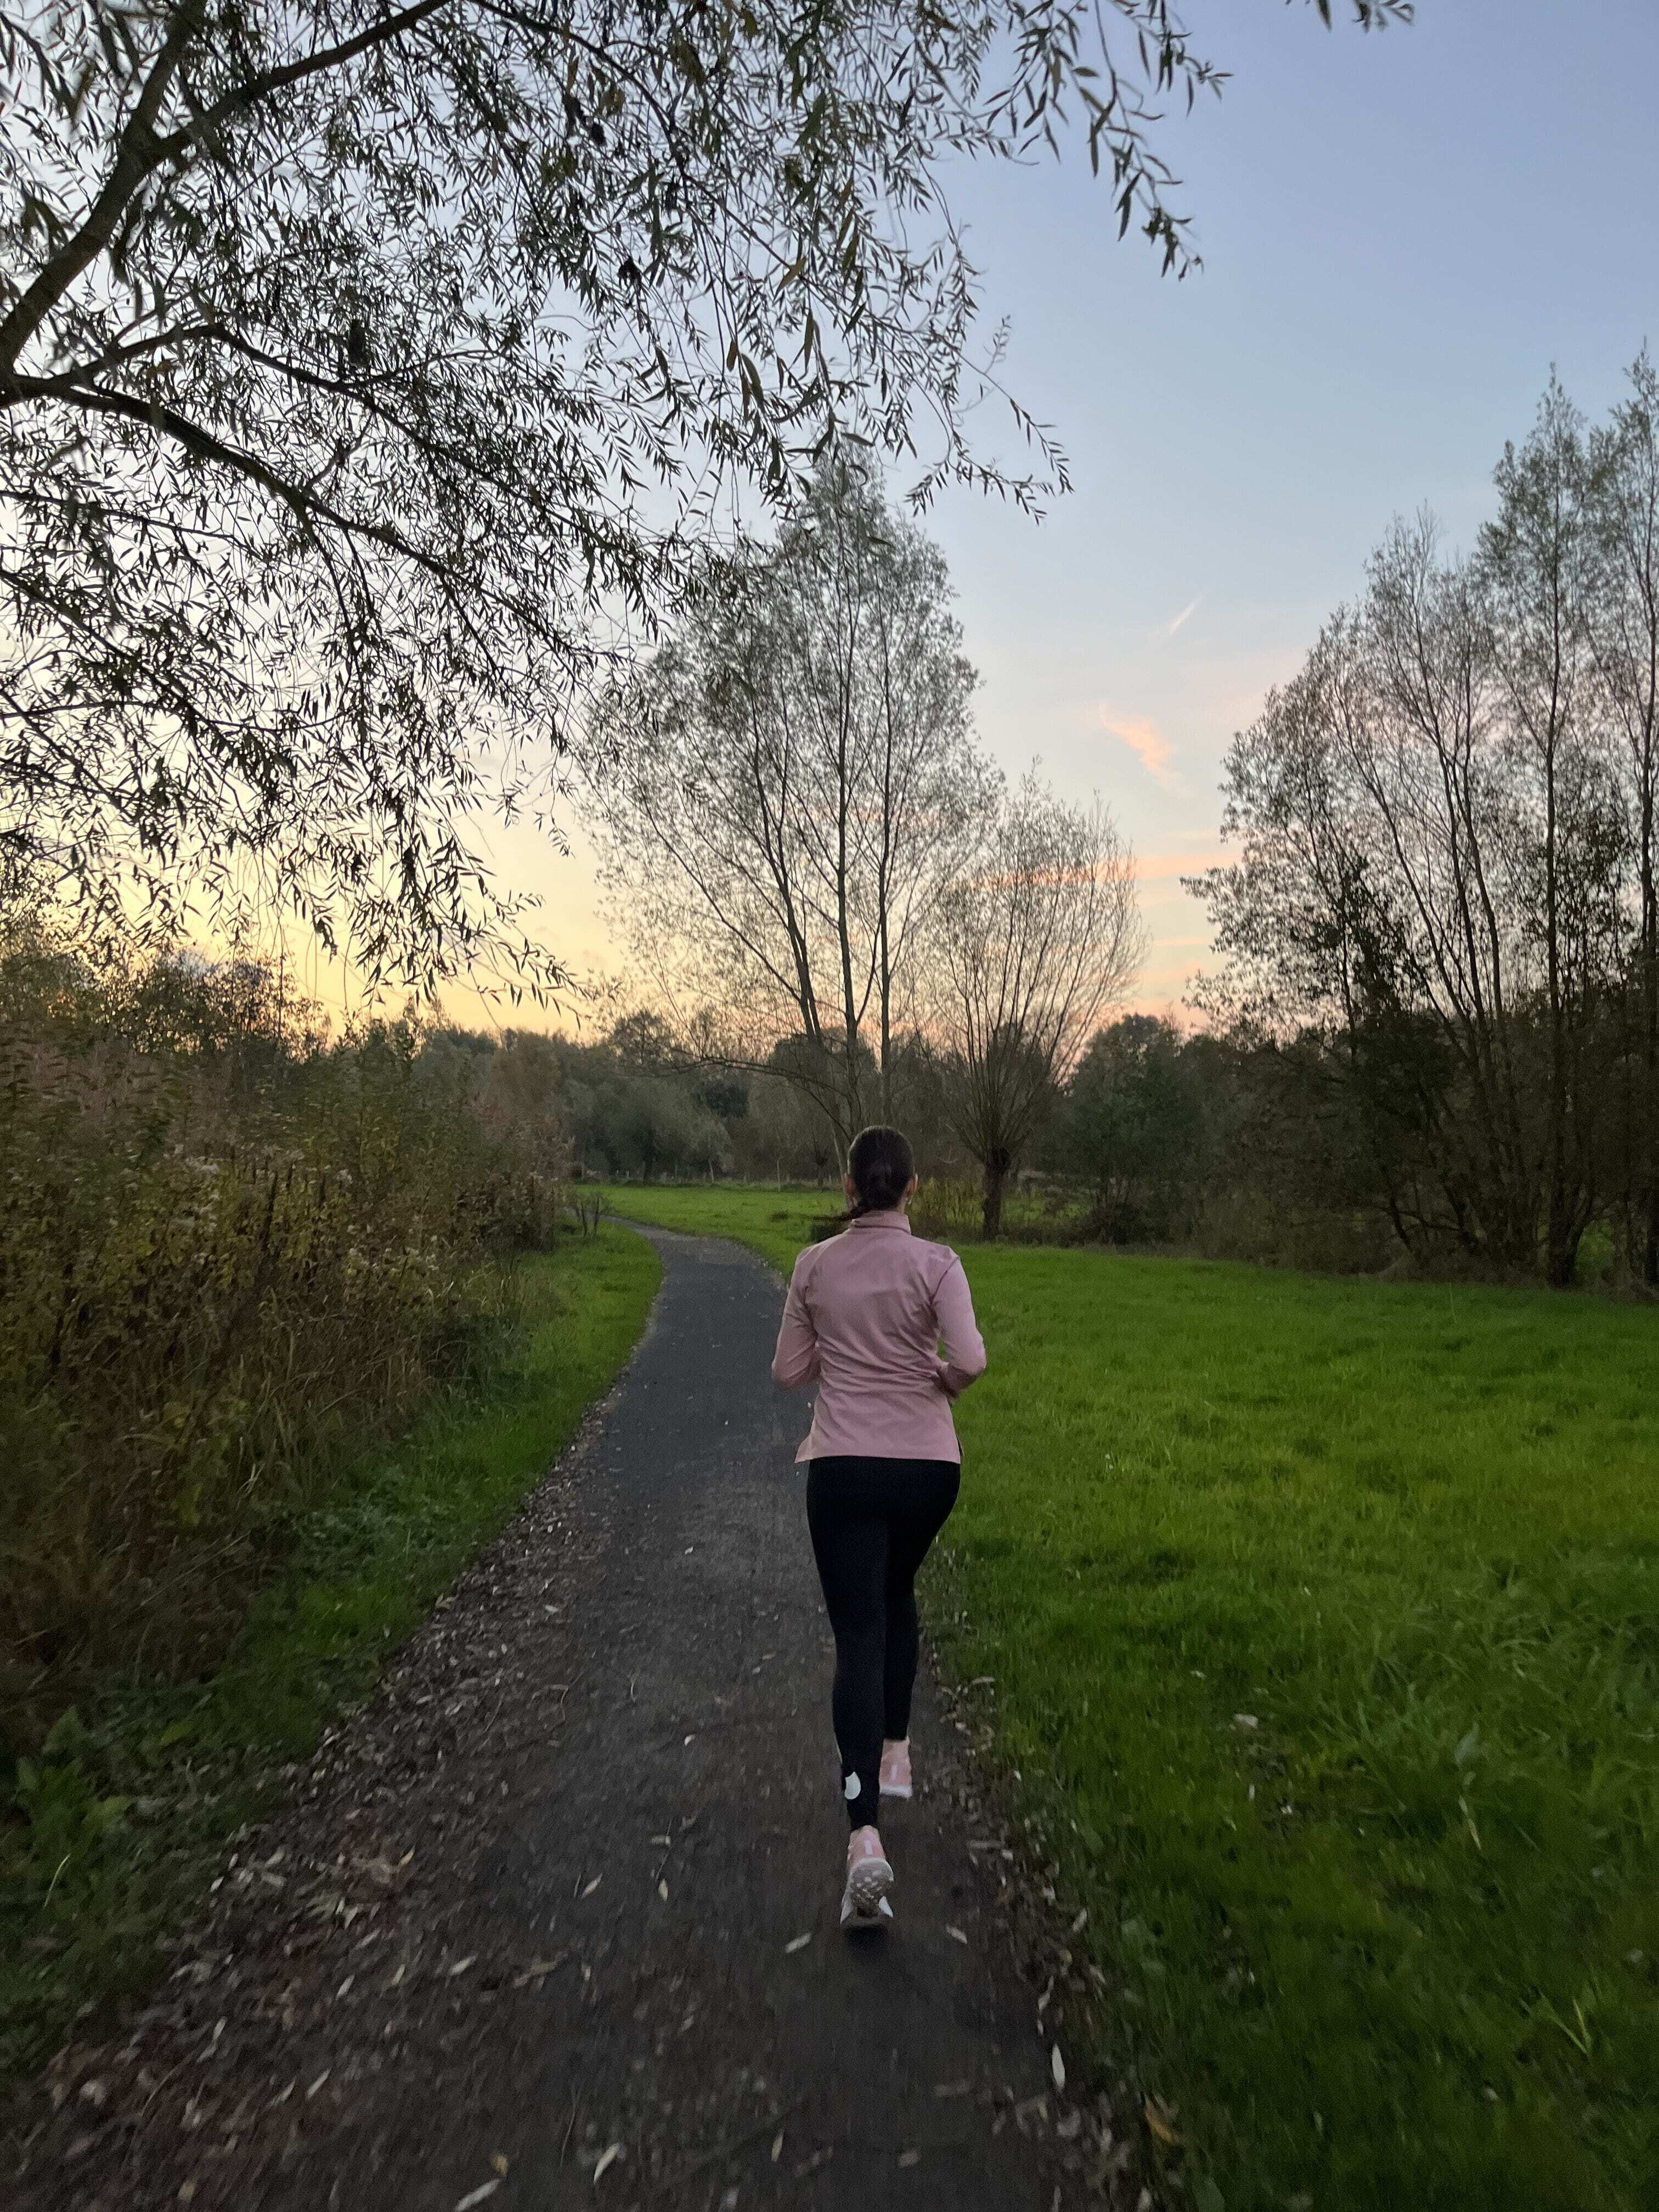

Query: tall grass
1 917 569 1753
0 1228 661 2084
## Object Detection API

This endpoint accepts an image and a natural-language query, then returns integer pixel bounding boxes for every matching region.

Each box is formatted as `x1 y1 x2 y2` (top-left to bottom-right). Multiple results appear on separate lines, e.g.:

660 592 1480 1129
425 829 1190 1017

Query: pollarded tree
591 454 994 1148
934 774 1144 1237
1 0 1412 987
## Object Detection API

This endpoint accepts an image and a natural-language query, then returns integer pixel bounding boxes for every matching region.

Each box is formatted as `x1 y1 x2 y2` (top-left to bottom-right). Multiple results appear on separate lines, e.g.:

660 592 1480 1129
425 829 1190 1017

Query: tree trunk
1642 778 1658 1284
980 1156 1008 1240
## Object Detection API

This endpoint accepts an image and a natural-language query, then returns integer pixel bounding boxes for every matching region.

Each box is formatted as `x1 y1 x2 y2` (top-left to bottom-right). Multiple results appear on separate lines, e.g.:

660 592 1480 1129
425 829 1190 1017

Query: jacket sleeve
770 1253 821 1390
935 1254 988 1400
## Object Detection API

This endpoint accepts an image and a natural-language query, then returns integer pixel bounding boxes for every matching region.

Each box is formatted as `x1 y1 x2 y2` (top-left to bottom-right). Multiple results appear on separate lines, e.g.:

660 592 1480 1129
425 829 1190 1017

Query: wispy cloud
1163 595 1202 639
1100 707 1177 787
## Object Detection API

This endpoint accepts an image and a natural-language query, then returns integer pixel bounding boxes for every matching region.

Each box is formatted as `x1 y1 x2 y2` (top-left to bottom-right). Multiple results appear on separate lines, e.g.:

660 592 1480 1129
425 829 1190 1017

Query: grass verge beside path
602 1183 1659 2212
1 1224 660 2089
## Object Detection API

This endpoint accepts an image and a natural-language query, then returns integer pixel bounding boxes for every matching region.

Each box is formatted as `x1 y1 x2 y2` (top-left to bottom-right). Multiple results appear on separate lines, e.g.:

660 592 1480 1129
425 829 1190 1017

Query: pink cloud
1101 707 1176 787
1135 850 1226 882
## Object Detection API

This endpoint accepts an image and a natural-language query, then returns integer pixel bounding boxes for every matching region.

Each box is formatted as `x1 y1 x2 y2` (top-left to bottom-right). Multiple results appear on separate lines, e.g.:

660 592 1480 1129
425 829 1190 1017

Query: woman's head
844 1125 917 1219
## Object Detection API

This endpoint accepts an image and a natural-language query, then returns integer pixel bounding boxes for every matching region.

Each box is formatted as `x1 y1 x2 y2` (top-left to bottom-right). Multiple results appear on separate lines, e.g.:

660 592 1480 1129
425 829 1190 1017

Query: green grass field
601 1183 1659 2212
1 1226 661 2085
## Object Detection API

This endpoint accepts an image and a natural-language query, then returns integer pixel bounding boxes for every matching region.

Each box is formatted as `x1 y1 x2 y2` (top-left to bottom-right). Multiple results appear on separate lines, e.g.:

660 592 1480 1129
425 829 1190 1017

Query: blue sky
919 0 1659 1003
439 0 1659 1028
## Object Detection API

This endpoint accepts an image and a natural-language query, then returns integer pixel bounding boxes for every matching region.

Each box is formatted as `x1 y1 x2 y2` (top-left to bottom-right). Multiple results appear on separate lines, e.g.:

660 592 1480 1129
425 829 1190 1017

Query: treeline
571 1009 1396 1272
2 916 573 1752
585 999 1646 1286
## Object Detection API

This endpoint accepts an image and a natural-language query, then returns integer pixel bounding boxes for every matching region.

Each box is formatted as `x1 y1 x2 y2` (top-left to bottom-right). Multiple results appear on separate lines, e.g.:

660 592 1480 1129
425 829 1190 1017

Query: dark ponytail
844 1125 916 1221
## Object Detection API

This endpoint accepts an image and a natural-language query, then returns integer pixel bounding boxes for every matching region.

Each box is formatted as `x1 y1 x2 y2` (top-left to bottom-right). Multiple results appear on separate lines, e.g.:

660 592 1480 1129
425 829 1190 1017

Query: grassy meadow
601 1182 1659 2212
1 1226 660 2084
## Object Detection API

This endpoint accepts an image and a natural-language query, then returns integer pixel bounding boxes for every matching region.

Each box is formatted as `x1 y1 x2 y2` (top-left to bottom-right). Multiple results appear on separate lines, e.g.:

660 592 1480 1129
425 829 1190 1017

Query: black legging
805 1455 961 1827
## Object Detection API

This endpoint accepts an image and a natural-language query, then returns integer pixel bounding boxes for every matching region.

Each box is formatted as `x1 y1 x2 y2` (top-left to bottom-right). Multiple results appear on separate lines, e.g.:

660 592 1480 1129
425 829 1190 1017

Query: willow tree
1 0 1410 985
935 774 1144 1237
591 455 991 1149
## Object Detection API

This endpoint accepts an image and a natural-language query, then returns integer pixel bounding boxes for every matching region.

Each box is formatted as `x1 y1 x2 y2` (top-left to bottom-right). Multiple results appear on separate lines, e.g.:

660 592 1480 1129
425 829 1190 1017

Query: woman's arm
935 1254 988 1399
771 1255 821 1389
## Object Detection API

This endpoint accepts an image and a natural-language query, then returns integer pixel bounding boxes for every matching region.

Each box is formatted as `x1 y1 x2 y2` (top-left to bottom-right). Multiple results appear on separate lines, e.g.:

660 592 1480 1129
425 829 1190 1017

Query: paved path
12 1232 1113 2211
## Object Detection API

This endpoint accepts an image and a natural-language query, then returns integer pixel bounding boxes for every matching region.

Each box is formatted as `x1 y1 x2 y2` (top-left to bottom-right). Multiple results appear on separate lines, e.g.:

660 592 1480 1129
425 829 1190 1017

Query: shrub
0 916 570 1753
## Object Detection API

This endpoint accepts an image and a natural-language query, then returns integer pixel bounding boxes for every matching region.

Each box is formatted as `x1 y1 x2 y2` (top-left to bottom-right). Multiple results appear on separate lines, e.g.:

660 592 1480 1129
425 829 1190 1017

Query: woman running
771 1125 988 1933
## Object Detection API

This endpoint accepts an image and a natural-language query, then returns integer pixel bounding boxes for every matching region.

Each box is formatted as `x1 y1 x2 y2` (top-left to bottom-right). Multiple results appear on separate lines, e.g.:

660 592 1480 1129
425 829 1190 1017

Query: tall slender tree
590 456 989 1149
1588 356 1659 1283
1482 381 1612 1285
935 774 1143 1237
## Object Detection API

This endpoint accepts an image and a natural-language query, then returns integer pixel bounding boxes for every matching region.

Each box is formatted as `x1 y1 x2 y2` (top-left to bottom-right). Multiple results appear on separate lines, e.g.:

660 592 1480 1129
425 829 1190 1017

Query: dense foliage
1 914 571 1751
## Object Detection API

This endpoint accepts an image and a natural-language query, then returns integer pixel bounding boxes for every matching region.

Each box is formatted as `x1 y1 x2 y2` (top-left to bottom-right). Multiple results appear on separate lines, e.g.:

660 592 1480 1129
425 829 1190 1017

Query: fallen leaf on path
1233 1714 1259 1731
898 2149 921 2168
945 1925 968 1945
771 2131 785 2163
447 1956 476 1977
516 1957 563 1983
932 2080 970 2099
1051 2046 1066 2093
657 1878 669 1901
490 2153 509 2176
306 2069 330 2100
1144 2097 1182 2147
650 1833 671 1846
455 2184 501 2211
592 2141 623 2183
582 1876 602 1897
783 1933 812 1954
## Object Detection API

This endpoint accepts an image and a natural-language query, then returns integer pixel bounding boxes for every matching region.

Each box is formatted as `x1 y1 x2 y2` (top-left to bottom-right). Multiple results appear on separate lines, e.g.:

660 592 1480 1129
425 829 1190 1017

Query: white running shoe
839 1826 895 1931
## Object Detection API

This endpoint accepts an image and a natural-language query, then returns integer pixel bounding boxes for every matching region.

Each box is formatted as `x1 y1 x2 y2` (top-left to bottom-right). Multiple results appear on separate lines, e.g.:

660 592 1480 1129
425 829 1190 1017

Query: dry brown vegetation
1 915 572 1754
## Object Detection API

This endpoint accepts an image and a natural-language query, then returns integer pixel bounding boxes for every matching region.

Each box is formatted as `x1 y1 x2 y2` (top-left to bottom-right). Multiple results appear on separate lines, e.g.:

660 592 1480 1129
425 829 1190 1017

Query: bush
0 917 570 1754
908 1176 984 1242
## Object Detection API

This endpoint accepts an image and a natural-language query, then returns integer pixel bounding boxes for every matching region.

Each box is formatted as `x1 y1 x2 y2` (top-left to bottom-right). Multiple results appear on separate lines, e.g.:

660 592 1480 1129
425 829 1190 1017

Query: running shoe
839 1826 895 1931
879 1739 913 1799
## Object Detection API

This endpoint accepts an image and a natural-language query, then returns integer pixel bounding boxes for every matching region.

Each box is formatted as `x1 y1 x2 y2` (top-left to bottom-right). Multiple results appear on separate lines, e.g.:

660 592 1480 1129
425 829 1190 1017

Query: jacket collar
849 1209 912 1233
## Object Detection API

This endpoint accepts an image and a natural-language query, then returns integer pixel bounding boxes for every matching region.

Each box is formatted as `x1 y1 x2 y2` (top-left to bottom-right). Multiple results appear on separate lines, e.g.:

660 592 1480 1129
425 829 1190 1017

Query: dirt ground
5 1230 1149 2211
